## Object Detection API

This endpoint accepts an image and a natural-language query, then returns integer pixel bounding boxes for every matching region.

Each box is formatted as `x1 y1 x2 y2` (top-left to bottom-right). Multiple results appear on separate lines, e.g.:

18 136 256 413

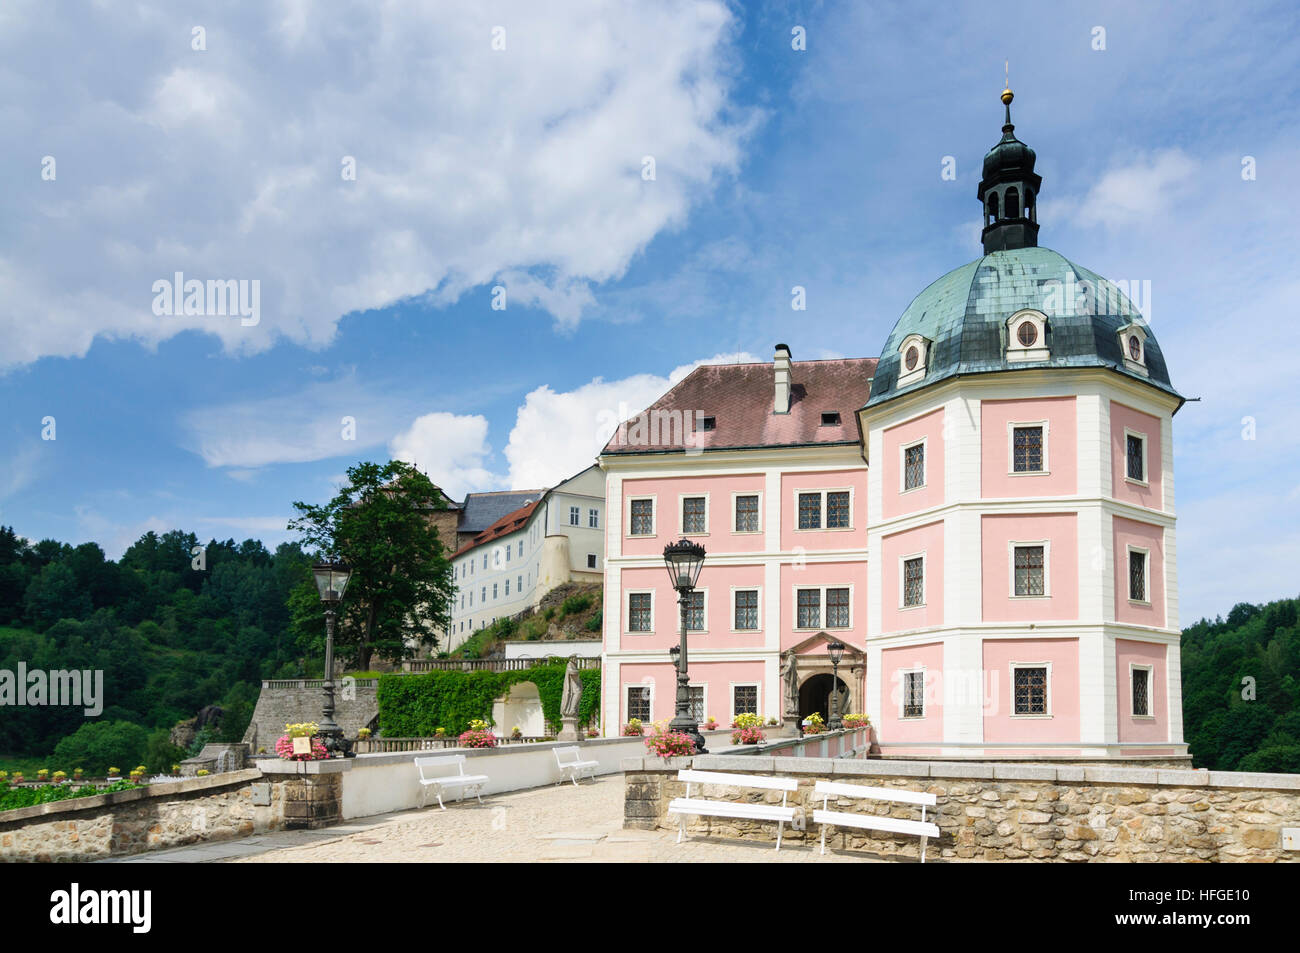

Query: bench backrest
677 769 799 792
554 746 583 766
416 755 467 780
814 779 937 807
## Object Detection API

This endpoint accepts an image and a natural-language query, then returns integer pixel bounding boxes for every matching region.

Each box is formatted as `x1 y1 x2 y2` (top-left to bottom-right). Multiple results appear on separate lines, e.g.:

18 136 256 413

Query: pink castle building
598 90 1186 760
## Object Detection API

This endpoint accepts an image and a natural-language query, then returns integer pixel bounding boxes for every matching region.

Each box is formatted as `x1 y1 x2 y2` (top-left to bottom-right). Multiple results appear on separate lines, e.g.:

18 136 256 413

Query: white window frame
897 333 929 387
1008 540 1051 599
678 492 711 536
730 586 763 633
588 508 600 529
1129 662 1155 719
568 505 581 527
731 490 763 535
1123 427 1149 486
1006 309 1050 362
791 583 854 631
625 589 656 634
624 683 654 724
900 436 928 494
899 666 927 720
626 495 657 537
1126 545 1151 605
792 487 855 532
730 682 761 720
683 587 709 634
1119 323 1149 376
898 552 926 610
1007 420 1050 475
1009 661 1053 718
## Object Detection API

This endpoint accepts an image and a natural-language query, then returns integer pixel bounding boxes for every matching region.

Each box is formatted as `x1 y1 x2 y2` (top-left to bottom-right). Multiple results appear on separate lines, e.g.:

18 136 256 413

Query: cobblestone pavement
205 777 883 863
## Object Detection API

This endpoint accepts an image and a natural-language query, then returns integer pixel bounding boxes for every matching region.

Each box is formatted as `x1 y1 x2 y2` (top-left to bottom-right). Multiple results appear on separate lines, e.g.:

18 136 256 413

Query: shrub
53 721 149 777
560 593 593 617
584 610 602 632
803 712 826 735
731 726 765 745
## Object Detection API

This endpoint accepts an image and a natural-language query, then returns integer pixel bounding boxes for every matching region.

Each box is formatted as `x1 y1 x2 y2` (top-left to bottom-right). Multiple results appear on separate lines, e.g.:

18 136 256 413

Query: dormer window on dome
897 333 930 387
1007 309 1049 362
1118 322 1149 377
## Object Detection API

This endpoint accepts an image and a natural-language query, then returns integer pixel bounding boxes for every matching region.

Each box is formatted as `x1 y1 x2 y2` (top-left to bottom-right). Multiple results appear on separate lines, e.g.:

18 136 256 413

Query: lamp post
312 561 354 758
663 539 707 754
827 641 846 732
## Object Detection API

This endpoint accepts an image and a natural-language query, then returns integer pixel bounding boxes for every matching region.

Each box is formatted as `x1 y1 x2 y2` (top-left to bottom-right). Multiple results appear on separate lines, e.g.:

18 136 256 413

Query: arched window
1006 187 1020 218
988 193 999 222
1025 188 1035 222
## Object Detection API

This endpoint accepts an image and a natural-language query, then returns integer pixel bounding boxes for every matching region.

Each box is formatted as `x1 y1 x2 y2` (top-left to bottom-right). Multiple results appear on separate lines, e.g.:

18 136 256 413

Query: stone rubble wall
624 756 1300 862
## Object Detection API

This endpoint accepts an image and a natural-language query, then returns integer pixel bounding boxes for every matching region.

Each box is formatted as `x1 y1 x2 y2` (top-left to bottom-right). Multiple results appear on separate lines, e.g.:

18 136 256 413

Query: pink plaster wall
618 564 768 652
980 396 1077 498
981 638 1080 743
880 521 945 634
778 560 868 650
881 407 945 519
980 512 1079 622
1115 639 1168 744
620 473 766 557
779 469 868 552
618 660 768 724
878 642 944 744
1110 401 1163 511
1112 516 1166 627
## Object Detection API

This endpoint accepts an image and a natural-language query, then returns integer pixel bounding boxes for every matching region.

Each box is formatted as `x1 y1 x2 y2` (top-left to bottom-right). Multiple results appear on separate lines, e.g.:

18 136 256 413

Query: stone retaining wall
623 756 1300 862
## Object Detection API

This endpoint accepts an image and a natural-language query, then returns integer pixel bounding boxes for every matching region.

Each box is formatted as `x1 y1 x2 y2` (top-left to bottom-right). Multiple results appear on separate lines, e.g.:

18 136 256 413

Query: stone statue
782 650 799 719
560 657 583 718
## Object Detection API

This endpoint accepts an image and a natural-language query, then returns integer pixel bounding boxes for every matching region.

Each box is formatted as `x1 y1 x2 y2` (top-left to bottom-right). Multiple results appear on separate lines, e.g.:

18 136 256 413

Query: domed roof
982 132 1036 182
864 246 1180 408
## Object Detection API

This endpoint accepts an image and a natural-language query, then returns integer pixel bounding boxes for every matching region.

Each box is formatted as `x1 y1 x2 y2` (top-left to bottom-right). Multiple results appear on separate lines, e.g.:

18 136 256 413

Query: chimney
774 343 792 414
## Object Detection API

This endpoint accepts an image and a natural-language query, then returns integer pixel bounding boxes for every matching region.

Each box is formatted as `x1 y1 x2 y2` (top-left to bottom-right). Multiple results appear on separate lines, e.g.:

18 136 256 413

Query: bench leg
920 835 928 864
821 823 828 856
776 820 784 852
570 769 580 788
677 814 686 844
436 789 446 811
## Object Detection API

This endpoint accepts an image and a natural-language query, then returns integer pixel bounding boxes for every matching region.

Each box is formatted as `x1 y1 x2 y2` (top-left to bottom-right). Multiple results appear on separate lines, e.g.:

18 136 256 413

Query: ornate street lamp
663 539 707 753
312 561 354 758
827 640 846 731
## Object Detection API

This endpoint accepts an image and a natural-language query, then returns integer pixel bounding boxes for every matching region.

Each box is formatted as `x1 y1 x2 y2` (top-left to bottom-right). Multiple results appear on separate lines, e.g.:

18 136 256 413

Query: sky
1 0 1298 624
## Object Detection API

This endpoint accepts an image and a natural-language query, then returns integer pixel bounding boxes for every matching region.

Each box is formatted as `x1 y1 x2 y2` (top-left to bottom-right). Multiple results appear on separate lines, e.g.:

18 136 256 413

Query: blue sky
1 0 1298 623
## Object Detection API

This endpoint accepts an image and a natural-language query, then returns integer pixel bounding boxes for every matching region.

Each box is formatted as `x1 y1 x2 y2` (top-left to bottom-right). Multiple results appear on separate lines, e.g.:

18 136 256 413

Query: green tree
52 721 149 775
289 460 455 669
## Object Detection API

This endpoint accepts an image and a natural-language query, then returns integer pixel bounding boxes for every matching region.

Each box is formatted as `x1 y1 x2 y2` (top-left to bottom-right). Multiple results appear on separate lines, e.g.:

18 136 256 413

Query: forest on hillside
0 525 312 771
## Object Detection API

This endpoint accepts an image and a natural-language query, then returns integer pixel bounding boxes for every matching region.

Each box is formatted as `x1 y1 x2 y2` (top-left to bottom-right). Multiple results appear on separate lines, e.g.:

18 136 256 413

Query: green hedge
377 661 601 736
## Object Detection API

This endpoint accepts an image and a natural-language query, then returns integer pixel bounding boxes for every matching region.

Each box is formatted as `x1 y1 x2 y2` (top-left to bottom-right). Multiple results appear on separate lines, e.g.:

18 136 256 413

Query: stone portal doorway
799 673 850 725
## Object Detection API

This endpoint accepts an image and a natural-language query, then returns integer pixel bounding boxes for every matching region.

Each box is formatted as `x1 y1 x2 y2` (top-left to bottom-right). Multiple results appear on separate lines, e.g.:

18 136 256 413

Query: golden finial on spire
1001 59 1014 104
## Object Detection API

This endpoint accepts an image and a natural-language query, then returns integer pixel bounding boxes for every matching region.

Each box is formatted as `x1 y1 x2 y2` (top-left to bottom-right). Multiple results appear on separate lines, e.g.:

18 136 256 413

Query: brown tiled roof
453 499 540 558
602 358 877 455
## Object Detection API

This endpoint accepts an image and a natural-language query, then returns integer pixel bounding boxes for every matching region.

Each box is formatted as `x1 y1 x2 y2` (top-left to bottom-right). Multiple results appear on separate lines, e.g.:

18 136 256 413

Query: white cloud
0 1 749 368
388 412 497 500
501 351 760 488
1050 150 1198 231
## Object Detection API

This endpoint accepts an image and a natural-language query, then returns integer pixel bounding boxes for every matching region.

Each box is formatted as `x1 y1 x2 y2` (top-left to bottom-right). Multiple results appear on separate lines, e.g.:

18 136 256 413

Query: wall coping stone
624 757 1300 793
0 768 263 825
258 759 352 776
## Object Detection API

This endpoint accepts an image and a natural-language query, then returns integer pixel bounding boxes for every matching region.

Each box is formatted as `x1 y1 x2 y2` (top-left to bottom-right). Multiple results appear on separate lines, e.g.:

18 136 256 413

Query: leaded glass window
628 593 652 632
903 557 924 607
682 496 706 534
1013 426 1044 472
1014 666 1048 715
826 587 850 628
1014 545 1045 596
735 494 759 533
630 499 654 536
798 492 821 530
1129 550 1147 602
827 491 850 528
685 590 704 631
1126 433 1145 481
627 686 651 722
734 589 758 630
688 686 705 722
1132 668 1150 717
903 671 925 718
796 588 820 628
904 443 925 490
733 685 758 720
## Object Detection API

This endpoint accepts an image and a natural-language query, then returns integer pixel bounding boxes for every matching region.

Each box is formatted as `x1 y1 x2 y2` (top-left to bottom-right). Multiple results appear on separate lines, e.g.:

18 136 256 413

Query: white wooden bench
812 780 940 861
553 746 599 786
668 769 800 850
415 755 490 810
